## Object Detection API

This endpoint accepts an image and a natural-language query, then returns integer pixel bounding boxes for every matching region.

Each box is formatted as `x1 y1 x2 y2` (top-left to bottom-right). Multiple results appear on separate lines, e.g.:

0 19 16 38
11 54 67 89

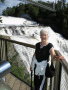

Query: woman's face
40 32 48 41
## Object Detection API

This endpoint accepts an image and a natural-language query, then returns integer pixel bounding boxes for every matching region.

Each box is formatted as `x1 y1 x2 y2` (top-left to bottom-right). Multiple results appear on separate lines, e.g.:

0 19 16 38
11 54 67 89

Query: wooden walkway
5 73 30 90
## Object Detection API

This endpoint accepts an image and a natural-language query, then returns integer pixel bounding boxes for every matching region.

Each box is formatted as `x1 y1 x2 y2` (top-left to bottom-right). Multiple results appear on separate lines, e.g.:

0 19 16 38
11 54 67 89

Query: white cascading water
0 16 68 90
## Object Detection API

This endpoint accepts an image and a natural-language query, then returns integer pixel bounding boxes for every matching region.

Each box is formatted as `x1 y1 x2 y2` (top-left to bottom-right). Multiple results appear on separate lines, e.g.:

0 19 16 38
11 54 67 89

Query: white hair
40 29 48 35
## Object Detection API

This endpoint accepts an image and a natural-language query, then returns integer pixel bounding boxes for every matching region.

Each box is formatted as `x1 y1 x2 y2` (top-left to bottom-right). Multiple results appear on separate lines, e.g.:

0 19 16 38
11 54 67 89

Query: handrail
0 37 68 74
0 37 35 48
55 50 68 74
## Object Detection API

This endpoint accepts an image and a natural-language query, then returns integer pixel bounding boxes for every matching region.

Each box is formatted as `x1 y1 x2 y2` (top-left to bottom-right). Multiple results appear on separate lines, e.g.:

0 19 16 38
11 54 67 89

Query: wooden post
5 41 8 60
50 78 52 90
45 77 47 90
53 61 62 90
0 39 1 60
0 39 2 60
1 40 5 60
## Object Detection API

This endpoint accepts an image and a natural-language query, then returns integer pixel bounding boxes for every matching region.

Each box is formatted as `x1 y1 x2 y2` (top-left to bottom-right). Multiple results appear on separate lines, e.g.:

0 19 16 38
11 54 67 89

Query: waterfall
0 16 68 71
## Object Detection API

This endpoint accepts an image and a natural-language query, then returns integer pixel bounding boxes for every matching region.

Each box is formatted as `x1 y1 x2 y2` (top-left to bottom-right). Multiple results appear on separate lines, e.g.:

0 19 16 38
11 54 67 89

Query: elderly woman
30 30 64 90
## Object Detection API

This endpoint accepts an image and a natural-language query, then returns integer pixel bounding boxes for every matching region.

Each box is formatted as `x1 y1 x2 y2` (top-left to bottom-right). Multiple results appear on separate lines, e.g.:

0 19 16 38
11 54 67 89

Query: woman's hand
55 55 64 60
50 48 64 61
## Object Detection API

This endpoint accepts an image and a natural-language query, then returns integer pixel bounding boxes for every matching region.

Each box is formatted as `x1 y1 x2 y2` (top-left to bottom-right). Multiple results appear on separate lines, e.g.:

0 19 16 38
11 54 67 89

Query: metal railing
0 35 68 90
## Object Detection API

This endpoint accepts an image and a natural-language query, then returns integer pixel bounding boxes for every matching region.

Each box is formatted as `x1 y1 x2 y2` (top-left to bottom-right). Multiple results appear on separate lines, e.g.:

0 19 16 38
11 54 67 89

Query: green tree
62 7 68 38
3 7 16 16
27 4 39 19
0 0 4 3
55 1 62 10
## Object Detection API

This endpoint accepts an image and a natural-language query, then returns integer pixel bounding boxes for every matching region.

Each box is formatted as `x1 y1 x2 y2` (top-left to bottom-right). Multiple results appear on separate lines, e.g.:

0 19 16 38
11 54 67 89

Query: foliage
38 1 54 8
9 53 31 86
62 7 68 38
55 1 62 10
0 0 4 2
3 7 16 16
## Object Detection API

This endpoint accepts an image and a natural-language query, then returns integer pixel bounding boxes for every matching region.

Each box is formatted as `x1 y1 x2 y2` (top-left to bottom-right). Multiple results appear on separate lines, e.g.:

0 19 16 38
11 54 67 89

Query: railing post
0 39 2 60
5 41 8 60
45 77 47 90
53 61 62 90
58 63 62 90
2 40 5 60
50 78 53 90
0 39 3 60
